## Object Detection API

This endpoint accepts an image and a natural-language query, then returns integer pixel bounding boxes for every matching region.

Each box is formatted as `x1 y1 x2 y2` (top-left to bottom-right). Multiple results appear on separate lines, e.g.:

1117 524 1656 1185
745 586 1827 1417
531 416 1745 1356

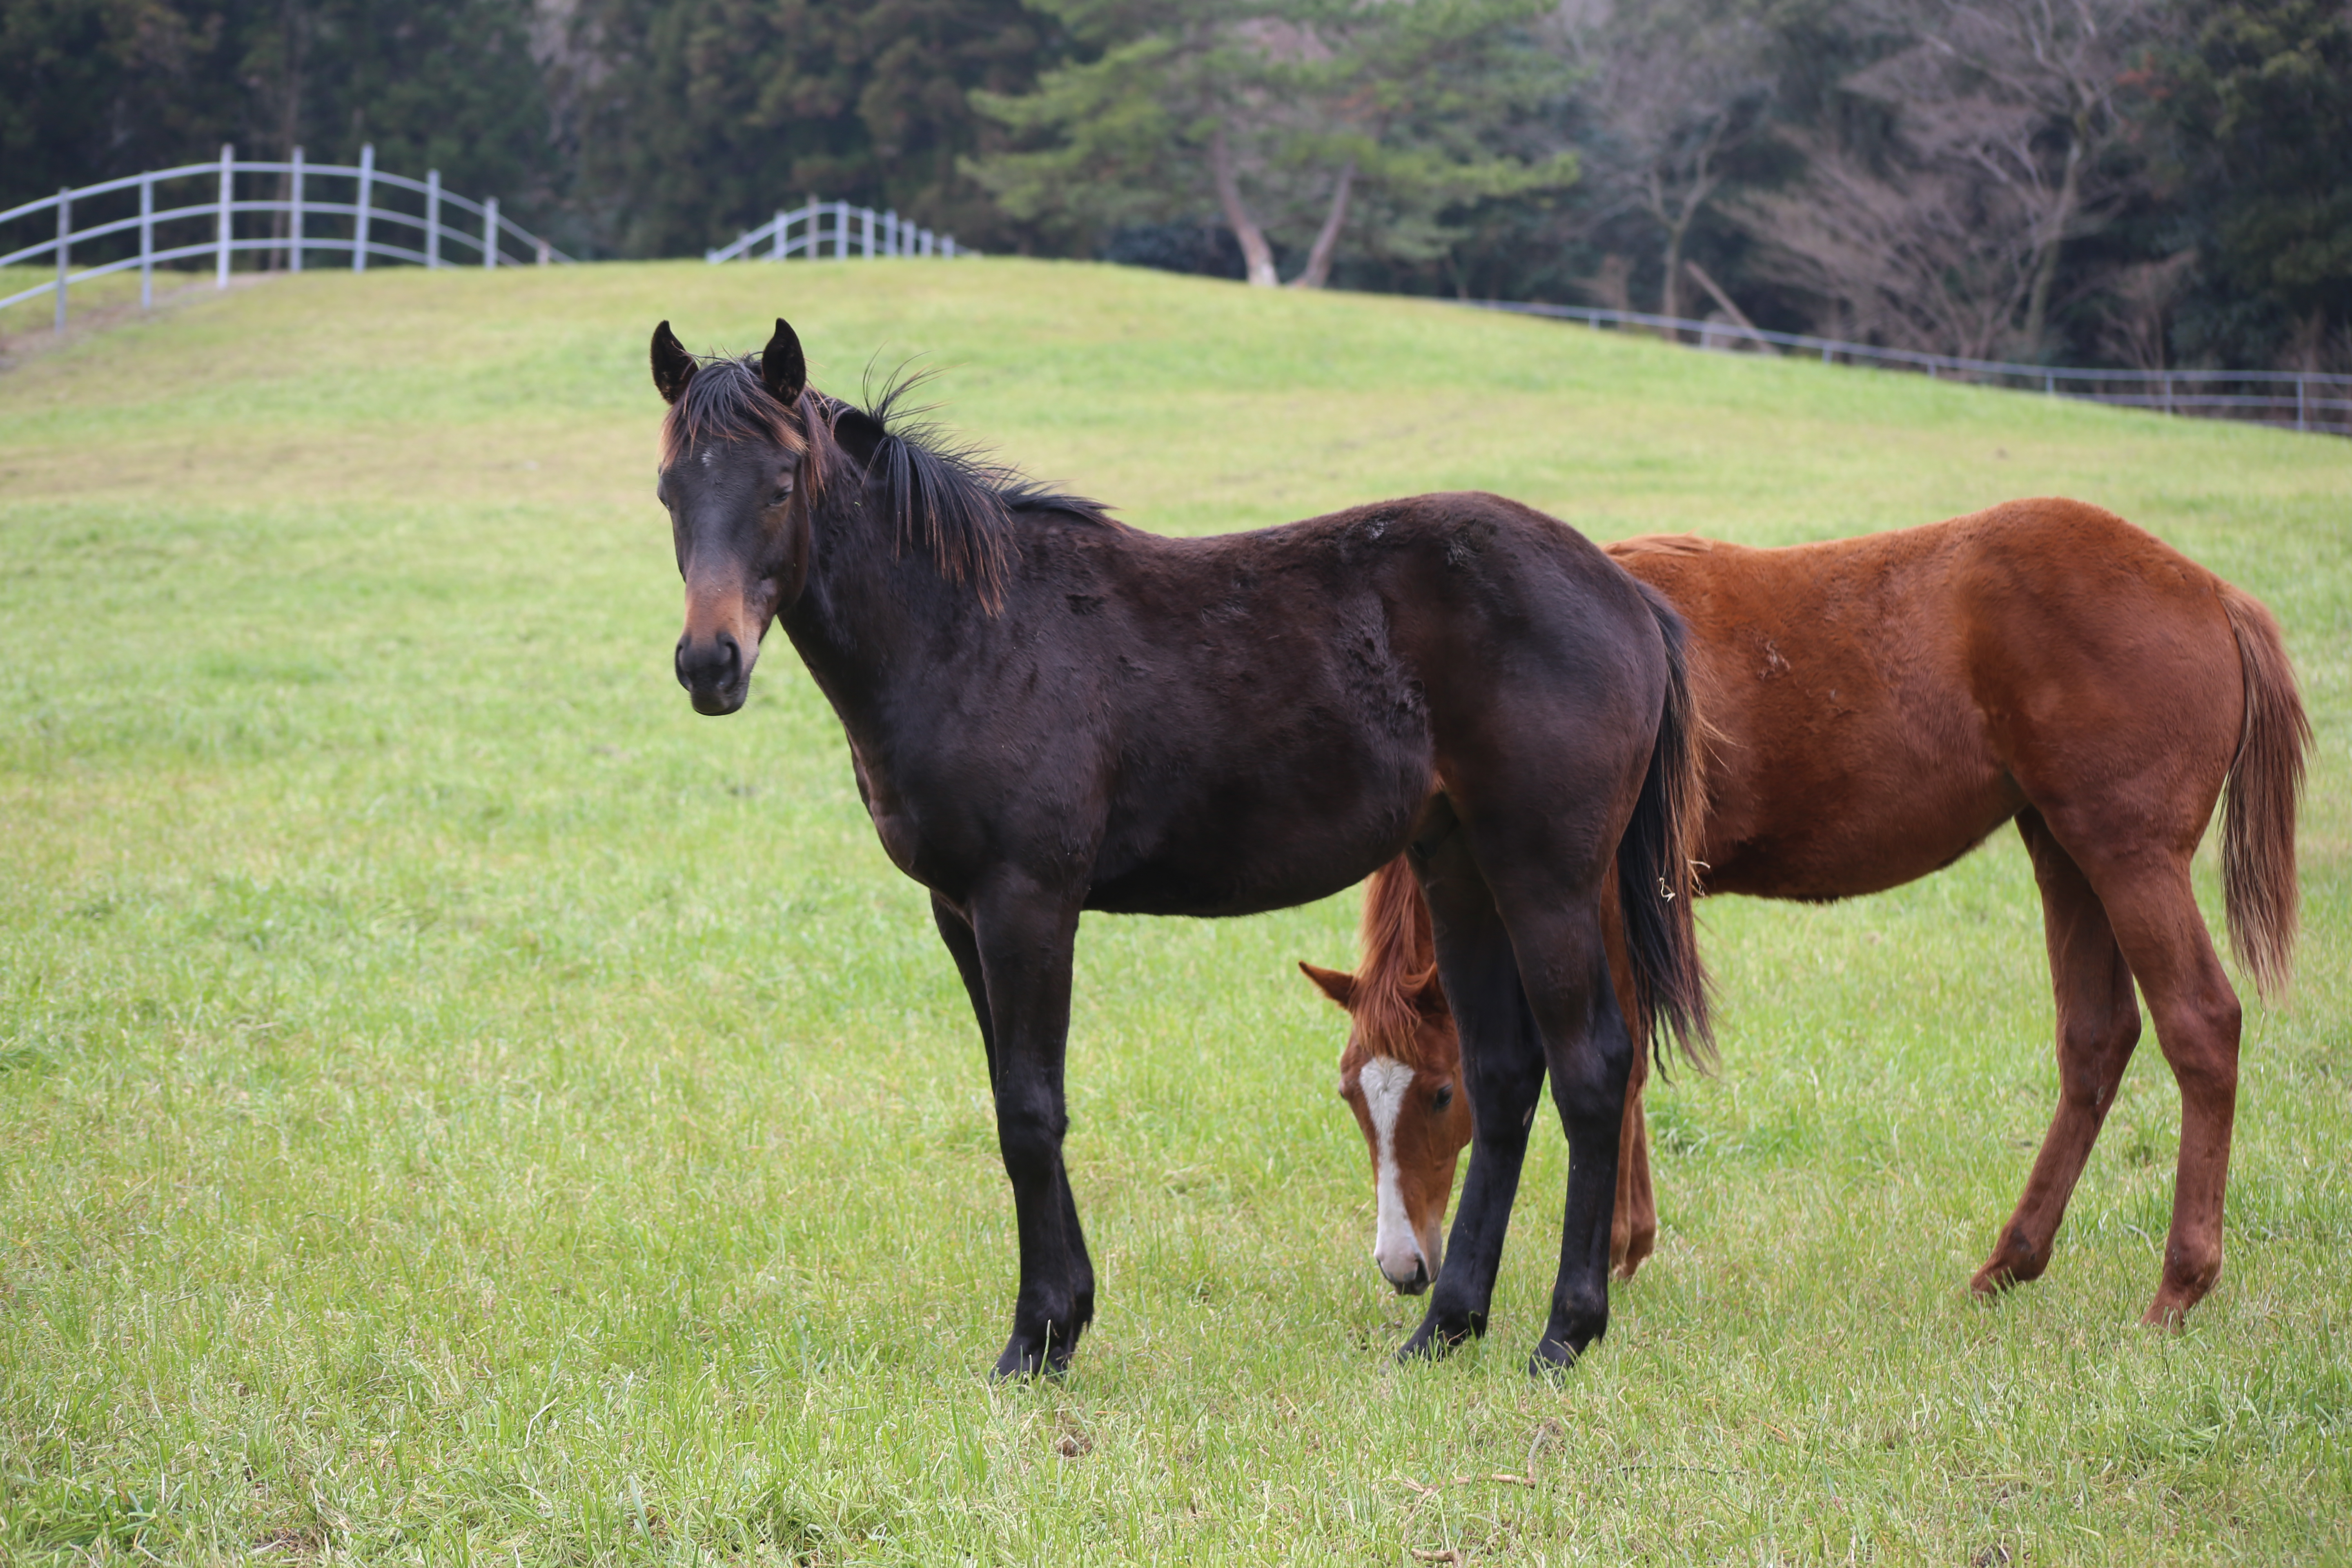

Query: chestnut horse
1306 499 2307 1326
651 318 1710 1377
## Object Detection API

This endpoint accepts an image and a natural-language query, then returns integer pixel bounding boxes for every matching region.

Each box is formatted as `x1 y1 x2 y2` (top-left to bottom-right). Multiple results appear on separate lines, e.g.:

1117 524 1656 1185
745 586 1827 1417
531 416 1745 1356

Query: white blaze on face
1359 1055 1427 1287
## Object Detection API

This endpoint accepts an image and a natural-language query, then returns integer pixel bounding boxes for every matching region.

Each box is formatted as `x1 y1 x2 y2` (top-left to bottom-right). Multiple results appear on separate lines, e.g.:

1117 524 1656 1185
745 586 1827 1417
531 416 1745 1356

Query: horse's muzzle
1385 1256 1431 1295
676 631 747 716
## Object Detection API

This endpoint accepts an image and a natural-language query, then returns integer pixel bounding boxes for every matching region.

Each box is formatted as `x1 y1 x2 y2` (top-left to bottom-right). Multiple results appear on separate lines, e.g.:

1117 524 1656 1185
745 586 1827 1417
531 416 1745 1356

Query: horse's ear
1298 961 1356 1009
761 317 806 406
652 321 696 405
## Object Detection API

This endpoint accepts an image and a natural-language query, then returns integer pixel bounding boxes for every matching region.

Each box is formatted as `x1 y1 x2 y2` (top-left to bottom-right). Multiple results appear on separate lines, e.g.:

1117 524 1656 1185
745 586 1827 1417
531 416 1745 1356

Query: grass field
1 259 2347 1565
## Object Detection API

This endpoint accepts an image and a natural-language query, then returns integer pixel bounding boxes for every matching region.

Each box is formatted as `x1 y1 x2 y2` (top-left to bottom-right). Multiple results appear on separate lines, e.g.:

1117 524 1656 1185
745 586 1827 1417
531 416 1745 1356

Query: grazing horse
1307 499 2307 1325
649 318 1711 1376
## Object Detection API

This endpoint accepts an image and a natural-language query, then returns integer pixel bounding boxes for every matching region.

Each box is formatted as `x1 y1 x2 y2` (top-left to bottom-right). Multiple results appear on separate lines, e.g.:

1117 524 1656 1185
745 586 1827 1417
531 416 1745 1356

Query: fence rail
1466 299 2351 438
2 145 571 329
708 200 970 264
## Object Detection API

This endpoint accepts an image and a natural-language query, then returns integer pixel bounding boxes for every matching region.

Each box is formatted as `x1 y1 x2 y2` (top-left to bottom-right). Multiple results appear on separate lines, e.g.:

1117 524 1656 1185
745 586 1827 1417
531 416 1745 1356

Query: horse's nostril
677 633 745 693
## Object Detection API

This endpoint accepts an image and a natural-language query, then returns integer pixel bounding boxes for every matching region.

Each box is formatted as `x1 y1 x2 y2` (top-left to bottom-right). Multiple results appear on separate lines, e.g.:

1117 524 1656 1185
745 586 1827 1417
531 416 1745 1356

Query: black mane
822 369 1120 605
672 352 1118 606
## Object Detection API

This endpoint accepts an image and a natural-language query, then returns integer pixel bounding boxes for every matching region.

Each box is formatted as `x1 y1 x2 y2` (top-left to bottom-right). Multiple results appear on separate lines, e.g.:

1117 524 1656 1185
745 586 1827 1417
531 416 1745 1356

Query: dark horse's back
1047 491 1672 920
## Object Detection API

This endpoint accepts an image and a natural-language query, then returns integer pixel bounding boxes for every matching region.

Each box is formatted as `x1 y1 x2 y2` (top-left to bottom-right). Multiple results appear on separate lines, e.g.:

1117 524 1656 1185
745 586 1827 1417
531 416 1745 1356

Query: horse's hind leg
1972 811 2142 1296
1613 1047 1656 1281
1996 809 2244 1324
2085 856 2243 1324
1397 822 1550 1361
1437 803 1635 1372
1602 889 1657 1280
1522 904 1635 1371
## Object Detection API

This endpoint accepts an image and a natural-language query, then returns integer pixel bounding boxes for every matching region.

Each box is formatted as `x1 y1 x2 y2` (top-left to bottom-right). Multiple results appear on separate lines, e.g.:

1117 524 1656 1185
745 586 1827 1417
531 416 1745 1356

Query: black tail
1616 584 1716 1072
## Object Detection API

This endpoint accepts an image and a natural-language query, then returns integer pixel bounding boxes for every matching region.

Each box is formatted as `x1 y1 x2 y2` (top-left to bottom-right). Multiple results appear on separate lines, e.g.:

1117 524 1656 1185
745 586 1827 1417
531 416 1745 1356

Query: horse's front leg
950 875 1093 1378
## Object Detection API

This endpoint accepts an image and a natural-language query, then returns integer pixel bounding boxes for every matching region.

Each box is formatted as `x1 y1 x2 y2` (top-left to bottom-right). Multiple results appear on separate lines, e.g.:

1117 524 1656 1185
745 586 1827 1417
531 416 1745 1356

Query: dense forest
5 0 2348 370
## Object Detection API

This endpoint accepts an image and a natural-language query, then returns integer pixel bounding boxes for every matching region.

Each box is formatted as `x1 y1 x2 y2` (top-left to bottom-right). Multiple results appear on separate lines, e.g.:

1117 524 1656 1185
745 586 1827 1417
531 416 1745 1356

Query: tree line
6 0 2346 370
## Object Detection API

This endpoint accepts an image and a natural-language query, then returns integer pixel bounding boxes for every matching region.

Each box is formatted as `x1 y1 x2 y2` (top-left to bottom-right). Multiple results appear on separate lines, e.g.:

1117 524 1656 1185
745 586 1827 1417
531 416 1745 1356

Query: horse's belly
1087 751 1434 918
1703 765 2023 900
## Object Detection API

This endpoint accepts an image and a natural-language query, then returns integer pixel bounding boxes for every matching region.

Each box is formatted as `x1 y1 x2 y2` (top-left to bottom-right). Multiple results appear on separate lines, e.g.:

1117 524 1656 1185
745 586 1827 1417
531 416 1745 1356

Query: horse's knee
993 1097 1067 1184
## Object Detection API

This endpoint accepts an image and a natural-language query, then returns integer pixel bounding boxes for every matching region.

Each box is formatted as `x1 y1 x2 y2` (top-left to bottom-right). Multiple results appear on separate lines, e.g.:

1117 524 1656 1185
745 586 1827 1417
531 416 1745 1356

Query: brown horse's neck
1354 858 1443 1068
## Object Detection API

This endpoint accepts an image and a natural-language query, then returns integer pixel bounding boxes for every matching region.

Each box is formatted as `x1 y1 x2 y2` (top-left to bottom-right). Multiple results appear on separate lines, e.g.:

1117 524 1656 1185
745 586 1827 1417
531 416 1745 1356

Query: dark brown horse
650 318 1710 1376
1307 499 2307 1325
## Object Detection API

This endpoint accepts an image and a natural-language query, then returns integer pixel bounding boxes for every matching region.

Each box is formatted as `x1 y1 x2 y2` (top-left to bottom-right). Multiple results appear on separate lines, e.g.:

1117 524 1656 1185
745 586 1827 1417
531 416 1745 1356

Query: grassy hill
2 260 2347 1564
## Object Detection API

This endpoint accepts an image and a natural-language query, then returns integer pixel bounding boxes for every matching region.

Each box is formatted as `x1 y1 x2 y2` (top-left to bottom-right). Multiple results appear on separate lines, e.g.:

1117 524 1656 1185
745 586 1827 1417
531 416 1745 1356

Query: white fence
1 145 571 330
708 200 970 264
1468 299 2352 439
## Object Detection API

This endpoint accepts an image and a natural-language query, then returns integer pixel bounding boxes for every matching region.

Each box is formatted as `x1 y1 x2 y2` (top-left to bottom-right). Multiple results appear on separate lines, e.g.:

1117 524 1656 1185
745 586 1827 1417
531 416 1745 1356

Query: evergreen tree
2157 0 2352 367
566 0 1056 258
2 0 554 238
0 0 242 209
968 0 1576 287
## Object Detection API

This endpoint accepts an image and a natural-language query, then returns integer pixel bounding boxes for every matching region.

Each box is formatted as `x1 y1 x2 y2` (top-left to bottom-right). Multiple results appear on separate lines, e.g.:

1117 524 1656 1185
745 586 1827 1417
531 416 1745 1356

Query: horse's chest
849 748 931 880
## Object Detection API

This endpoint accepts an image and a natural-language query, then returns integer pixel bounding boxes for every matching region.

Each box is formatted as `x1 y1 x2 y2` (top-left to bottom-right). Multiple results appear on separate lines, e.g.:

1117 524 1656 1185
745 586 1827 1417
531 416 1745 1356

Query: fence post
772 212 786 261
483 197 499 268
2297 376 2308 434
139 174 154 310
425 170 441 268
53 187 71 332
536 236 550 267
862 206 875 257
1820 343 1830 363
352 143 374 272
217 144 234 287
2045 371 2054 395
290 147 305 272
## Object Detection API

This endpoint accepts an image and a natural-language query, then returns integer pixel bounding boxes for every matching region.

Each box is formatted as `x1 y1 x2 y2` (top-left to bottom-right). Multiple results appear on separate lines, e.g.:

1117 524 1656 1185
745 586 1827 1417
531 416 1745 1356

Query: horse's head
1301 960 1472 1294
651 318 821 716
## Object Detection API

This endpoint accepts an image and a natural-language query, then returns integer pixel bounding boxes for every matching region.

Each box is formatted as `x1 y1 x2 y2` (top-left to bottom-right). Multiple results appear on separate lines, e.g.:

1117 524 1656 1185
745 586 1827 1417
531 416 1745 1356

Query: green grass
1 259 2347 1564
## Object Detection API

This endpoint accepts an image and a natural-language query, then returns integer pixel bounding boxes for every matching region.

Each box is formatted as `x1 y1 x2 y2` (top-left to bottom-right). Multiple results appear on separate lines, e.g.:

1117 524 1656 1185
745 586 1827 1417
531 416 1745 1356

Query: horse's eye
1431 1084 1454 1111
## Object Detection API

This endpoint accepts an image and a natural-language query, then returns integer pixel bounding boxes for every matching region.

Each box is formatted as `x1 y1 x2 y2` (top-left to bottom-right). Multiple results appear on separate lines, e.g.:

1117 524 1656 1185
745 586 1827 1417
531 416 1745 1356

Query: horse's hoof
990 1336 1076 1381
2139 1293 2200 1332
1394 1314 1479 1363
1527 1337 1584 1379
